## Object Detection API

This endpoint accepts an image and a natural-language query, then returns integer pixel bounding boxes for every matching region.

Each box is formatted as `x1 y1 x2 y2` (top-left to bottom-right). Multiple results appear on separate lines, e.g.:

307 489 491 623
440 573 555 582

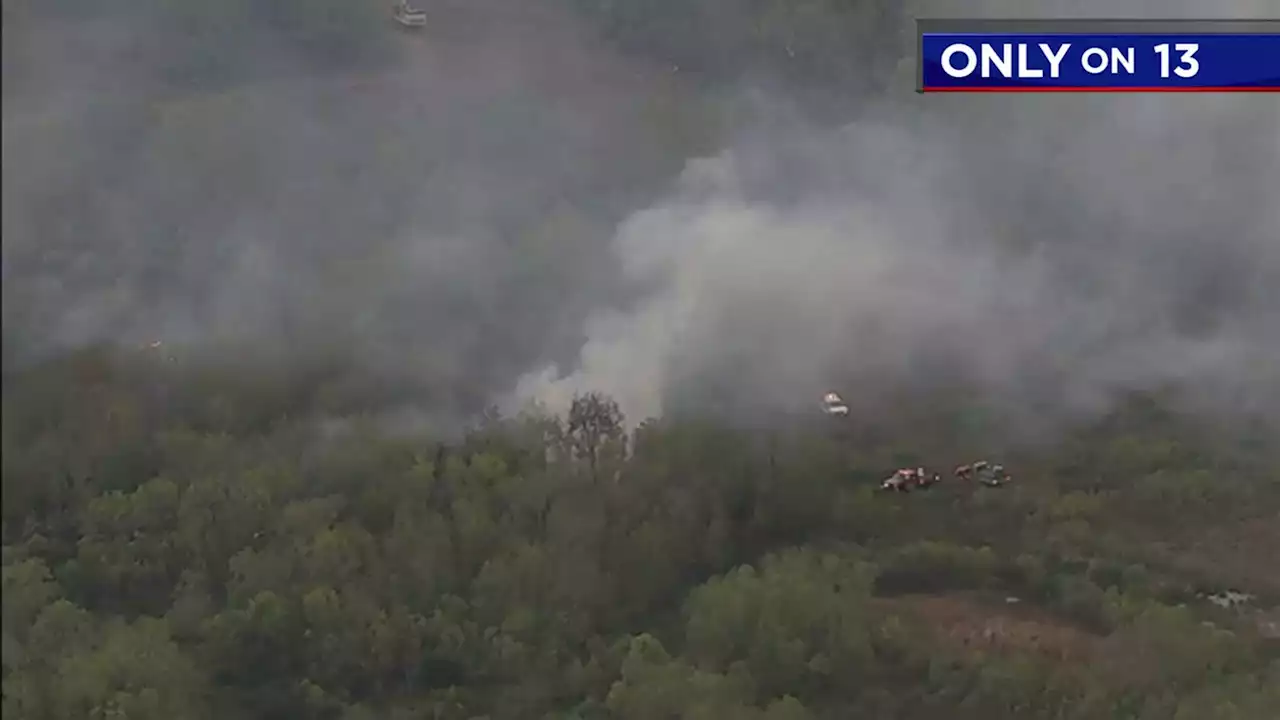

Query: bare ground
877 592 1103 662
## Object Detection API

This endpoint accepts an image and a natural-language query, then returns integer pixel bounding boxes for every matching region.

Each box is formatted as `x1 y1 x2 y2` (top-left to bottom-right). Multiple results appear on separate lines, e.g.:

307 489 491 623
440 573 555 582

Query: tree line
3 347 1277 718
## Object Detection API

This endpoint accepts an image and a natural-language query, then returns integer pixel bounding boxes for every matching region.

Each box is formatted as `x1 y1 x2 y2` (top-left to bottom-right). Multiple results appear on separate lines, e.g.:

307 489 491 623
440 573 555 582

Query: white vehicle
956 460 1011 487
821 391 849 416
392 1 426 27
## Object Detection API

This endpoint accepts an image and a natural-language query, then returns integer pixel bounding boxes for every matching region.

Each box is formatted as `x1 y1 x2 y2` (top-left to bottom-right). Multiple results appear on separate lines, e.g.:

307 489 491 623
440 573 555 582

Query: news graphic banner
918 19 1280 91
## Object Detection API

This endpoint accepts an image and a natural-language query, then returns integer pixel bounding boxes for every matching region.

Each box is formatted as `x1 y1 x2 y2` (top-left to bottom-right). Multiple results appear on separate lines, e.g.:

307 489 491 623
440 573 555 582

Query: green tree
683 549 875 701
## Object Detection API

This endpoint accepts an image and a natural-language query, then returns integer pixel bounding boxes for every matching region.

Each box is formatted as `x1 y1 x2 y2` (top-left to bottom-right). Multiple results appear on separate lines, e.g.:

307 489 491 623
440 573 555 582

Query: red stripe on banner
922 86 1280 93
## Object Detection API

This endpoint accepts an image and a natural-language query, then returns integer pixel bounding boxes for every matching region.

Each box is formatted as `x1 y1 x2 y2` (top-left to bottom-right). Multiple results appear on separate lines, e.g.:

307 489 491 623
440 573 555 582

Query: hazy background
4 0 1277 438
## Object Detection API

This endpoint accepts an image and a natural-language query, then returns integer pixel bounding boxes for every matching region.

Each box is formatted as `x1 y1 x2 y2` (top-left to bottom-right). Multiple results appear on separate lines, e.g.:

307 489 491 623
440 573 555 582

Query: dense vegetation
5 1 1279 719
3 347 1278 719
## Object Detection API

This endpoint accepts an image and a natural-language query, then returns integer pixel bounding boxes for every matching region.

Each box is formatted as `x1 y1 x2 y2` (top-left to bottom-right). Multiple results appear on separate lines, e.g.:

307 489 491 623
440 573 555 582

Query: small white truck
821 391 849 417
392 1 426 28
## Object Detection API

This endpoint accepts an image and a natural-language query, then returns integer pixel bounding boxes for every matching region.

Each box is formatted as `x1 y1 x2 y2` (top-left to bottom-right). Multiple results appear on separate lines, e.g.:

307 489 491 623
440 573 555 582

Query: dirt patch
879 593 1102 662
1127 514 1280 598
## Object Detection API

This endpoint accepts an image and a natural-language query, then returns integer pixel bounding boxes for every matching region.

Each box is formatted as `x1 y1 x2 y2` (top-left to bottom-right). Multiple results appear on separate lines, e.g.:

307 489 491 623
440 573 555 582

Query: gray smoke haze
4 0 1278 437
512 2 1280 434
514 94 1280 427
3 1 717 420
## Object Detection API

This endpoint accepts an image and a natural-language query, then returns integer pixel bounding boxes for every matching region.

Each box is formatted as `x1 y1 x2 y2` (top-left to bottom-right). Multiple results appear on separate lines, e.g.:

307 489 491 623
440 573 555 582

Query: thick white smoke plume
5 0 1278 437
512 89 1280 430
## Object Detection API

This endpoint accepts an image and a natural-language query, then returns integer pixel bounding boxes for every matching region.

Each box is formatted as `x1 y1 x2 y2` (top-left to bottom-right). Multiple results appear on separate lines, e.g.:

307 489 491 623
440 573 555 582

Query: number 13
1155 43 1200 78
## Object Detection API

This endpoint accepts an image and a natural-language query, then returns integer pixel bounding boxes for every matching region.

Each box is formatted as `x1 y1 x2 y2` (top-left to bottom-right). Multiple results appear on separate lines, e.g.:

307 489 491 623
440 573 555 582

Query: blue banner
920 32 1280 91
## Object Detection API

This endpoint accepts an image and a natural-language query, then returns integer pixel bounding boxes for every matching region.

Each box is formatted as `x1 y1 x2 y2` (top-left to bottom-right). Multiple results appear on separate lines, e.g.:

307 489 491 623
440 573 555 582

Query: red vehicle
881 467 941 492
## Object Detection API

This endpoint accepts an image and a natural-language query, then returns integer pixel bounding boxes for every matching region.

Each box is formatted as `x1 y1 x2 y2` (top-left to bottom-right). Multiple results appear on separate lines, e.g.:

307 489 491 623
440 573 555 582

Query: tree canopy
4 1 1278 718
2 348 1277 719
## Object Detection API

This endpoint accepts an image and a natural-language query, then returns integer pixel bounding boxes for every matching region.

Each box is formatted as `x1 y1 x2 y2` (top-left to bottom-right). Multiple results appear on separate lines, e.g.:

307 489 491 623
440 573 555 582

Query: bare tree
567 392 626 484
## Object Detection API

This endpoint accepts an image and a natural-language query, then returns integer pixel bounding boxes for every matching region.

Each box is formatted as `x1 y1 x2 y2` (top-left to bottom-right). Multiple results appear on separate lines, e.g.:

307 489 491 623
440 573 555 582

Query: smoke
4 1 1278 437
512 9 1280 433
2 1 711 416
